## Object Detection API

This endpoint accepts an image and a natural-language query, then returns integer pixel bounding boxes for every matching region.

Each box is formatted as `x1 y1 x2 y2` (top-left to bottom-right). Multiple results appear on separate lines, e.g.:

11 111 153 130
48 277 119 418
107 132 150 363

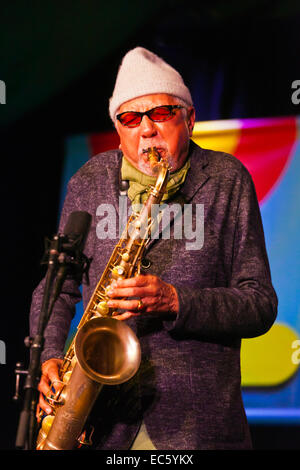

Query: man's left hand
107 274 179 320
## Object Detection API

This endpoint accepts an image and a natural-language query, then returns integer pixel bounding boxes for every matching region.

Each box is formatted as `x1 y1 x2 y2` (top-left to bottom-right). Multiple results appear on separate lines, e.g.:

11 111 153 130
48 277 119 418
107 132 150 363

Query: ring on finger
137 299 145 311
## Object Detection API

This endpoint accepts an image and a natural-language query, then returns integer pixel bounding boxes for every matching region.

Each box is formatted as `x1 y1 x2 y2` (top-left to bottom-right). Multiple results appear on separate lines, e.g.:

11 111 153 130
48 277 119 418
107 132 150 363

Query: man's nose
139 115 158 138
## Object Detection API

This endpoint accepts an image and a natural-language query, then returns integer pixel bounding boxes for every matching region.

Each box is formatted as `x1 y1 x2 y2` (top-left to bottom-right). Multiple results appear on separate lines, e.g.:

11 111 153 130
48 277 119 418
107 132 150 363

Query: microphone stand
15 233 90 450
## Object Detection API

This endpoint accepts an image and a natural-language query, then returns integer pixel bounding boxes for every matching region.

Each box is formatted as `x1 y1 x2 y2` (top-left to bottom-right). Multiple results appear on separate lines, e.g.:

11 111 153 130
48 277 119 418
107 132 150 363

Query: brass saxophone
36 147 170 450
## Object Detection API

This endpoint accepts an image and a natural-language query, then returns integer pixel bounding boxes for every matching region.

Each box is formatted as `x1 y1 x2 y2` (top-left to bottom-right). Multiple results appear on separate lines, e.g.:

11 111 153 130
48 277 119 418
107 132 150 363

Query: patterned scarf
121 156 190 206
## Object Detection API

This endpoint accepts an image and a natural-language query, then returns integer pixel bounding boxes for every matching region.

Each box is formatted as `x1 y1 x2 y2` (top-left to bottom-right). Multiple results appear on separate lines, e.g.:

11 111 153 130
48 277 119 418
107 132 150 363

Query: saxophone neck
144 147 170 204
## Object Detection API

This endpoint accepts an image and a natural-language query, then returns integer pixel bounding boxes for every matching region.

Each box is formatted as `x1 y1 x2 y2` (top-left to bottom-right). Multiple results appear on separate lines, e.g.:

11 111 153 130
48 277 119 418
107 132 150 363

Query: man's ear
187 107 196 137
114 120 122 150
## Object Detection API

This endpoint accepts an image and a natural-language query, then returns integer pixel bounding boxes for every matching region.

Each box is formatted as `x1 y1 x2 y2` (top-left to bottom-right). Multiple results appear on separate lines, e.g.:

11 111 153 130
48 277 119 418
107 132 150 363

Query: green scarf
121 156 190 206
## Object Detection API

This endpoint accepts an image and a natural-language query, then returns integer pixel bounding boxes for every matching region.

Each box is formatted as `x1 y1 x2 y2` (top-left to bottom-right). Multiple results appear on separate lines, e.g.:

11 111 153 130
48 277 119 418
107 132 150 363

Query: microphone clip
41 233 92 285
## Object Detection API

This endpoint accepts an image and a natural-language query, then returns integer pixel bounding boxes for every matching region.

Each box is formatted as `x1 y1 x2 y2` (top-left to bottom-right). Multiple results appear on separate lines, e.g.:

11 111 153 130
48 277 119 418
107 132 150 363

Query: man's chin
137 161 157 176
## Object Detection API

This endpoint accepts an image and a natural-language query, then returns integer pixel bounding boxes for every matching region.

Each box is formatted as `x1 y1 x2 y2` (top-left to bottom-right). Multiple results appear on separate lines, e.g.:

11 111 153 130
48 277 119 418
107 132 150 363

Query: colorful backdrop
61 115 300 424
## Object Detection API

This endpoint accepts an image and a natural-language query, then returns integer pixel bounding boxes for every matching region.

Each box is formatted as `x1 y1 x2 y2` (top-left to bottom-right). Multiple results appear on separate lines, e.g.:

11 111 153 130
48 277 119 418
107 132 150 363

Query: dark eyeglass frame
116 105 184 128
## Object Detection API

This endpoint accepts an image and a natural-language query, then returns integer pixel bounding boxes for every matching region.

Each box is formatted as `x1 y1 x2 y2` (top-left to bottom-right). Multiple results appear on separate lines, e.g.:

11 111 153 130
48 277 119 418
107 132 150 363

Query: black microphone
61 210 92 254
49 211 92 314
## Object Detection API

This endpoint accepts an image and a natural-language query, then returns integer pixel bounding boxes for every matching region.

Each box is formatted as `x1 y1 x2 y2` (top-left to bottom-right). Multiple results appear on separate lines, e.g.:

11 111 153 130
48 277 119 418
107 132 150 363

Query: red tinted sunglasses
116 105 183 128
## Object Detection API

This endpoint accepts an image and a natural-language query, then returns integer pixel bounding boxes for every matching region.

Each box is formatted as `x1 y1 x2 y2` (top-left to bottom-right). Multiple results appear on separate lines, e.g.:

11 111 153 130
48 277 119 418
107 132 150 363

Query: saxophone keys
36 414 55 450
121 252 130 262
71 356 77 369
41 414 55 434
63 370 73 384
96 300 110 316
111 265 125 279
45 379 66 407
104 284 113 295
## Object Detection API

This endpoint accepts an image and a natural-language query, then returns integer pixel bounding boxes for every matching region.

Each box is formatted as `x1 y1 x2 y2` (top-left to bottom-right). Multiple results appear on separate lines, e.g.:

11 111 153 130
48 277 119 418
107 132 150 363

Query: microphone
48 211 92 315
61 210 92 255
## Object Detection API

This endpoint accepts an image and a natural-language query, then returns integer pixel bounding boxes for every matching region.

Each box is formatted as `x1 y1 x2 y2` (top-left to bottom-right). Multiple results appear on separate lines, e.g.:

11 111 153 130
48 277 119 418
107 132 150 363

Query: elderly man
30 47 277 450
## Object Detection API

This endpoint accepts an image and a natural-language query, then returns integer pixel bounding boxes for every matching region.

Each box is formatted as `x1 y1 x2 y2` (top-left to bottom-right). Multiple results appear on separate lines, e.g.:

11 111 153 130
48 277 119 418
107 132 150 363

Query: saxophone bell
75 316 141 385
39 317 141 450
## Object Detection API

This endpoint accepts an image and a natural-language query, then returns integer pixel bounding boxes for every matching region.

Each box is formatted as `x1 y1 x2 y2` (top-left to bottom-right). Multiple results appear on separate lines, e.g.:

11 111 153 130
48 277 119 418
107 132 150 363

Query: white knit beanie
109 47 193 122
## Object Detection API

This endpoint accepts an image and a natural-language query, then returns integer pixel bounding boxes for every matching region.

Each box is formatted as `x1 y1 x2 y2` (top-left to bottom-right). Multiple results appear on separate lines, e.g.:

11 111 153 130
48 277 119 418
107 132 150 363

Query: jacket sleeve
167 167 278 340
29 178 83 363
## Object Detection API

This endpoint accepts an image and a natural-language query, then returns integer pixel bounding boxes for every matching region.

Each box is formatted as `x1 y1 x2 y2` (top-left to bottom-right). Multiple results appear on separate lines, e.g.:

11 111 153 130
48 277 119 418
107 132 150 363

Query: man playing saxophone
30 47 277 450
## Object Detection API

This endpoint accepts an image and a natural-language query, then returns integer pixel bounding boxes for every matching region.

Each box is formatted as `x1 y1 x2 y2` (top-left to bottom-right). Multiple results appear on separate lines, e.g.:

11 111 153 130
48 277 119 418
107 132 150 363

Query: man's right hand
37 358 63 420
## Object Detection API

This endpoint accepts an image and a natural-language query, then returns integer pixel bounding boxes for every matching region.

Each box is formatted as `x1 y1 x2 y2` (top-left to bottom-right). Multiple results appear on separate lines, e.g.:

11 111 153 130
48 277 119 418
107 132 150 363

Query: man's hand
36 358 63 420
107 274 179 321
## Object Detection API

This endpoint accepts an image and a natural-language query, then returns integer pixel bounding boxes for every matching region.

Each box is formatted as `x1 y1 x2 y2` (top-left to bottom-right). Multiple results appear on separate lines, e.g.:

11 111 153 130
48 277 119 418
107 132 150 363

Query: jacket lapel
180 141 209 202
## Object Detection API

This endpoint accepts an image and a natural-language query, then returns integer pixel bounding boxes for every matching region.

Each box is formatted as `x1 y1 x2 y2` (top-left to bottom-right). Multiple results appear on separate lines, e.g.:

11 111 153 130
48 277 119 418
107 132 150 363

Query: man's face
115 93 195 175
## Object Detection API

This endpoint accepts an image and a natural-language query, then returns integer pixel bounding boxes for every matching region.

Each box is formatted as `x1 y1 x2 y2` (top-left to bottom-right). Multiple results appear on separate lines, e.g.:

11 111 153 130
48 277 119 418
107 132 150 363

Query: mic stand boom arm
15 234 61 450
15 211 91 450
15 230 91 450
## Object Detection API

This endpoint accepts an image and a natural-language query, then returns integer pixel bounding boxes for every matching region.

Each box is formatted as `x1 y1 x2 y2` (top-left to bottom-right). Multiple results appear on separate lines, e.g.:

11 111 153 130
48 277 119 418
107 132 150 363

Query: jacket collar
179 140 209 203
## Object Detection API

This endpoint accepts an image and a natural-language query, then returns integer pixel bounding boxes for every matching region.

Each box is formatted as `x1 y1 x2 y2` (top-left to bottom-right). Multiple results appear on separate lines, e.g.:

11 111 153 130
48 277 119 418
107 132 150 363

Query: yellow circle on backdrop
241 323 300 387
192 120 241 155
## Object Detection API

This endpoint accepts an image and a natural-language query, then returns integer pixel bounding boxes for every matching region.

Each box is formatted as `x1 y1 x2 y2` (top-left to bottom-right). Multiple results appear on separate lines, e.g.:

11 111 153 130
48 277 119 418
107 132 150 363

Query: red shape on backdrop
234 117 297 203
89 131 120 155
88 117 297 204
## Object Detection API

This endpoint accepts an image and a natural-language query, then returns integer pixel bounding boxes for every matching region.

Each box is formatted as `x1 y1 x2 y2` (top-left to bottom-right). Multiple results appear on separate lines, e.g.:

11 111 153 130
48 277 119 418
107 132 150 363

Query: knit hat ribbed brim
109 47 193 122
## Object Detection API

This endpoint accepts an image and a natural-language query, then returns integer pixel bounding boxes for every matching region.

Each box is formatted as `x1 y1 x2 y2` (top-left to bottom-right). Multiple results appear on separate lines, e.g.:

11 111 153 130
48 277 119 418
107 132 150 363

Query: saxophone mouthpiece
142 147 161 169
142 147 171 173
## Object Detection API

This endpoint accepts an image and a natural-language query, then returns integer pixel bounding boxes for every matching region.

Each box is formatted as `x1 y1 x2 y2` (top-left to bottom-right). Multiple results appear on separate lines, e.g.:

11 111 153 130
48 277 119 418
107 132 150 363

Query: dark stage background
1 0 300 450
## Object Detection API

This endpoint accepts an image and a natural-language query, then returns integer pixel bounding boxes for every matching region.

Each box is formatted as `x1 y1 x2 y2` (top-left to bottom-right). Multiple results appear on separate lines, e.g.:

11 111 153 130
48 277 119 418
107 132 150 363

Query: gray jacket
30 141 277 449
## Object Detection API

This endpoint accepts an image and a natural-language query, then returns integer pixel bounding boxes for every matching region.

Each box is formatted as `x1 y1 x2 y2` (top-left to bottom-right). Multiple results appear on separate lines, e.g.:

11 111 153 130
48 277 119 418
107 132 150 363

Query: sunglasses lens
118 112 141 127
149 106 172 121
118 106 181 127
